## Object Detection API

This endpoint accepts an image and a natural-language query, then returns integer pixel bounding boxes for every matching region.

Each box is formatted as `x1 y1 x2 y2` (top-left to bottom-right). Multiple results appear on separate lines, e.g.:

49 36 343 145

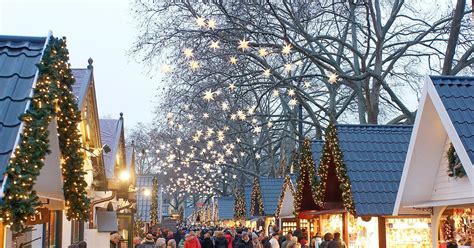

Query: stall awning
406 197 474 208
96 211 118 232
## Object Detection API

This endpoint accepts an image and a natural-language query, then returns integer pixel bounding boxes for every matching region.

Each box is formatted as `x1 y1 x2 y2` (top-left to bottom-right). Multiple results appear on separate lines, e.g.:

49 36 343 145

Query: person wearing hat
236 232 253 248
138 234 156 248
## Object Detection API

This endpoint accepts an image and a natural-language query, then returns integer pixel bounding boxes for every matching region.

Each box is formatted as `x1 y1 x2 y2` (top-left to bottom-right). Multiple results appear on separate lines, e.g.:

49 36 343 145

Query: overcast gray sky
1 0 160 129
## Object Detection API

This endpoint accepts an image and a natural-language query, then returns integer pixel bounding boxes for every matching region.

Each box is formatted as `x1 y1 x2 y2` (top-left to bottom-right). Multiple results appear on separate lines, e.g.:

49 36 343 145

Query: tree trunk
442 0 466 75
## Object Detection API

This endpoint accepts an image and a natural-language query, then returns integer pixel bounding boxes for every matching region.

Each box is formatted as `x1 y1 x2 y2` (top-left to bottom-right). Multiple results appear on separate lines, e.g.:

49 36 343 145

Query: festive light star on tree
196 16 206 27
254 126 262 134
230 114 237 120
161 64 173 73
238 38 250 51
304 81 311 88
282 43 292 55
190 60 200 70
210 40 220 50
272 89 280 97
288 89 295 96
328 73 338 84
247 106 256 115
203 90 215 101
183 48 194 58
228 83 236 91
203 113 210 118
207 19 217 29
222 102 229 111
289 98 298 106
267 121 273 128
258 48 268 57
263 68 271 77
284 63 293 72
229 56 238 64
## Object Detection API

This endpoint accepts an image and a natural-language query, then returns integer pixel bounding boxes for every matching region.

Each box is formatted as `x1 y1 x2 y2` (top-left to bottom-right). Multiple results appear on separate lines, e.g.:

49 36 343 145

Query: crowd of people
116 226 347 248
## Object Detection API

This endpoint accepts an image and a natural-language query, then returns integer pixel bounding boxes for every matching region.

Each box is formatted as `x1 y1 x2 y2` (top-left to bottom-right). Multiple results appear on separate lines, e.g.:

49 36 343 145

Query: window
43 210 62 248
71 220 84 244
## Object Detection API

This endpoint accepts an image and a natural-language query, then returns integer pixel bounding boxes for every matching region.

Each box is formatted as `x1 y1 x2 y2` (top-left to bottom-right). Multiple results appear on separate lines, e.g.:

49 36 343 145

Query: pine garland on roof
275 175 294 218
314 124 355 215
234 187 246 219
150 177 159 225
250 178 264 216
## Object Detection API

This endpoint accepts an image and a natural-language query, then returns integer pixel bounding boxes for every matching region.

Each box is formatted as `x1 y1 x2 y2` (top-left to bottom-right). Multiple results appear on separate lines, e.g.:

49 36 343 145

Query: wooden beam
342 212 349 245
378 217 386 248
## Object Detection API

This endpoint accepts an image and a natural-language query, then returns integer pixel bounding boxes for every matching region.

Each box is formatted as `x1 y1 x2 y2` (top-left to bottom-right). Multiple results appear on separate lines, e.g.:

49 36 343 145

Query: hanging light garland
233 187 246 220
314 124 355 215
0 37 89 232
293 139 318 214
250 178 264 216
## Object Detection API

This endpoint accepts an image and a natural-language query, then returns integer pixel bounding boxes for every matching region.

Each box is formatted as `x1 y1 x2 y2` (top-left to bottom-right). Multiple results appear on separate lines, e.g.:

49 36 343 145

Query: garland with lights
250 178 264 216
447 143 466 178
293 139 318 214
0 37 89 232
314 124 355 215
150 177 159 225
275 175 294 218
234 188 246 219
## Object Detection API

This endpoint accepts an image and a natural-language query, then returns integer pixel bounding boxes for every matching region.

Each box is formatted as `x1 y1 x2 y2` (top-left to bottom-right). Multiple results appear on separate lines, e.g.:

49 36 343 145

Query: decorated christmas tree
150 177 159 225
293 139 318 213
234 187 246 219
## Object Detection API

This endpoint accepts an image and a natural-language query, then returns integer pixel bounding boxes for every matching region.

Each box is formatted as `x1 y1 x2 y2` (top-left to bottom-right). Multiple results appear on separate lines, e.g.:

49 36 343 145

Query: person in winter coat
327 233 346 248
236 233 253 248
138 234 156 248
319 233 333 248
168 239 178 248
311 233 322 248
185 233 202 248
214 231 228 248
251 233 262 248
225 230 234 248
202 233 215 248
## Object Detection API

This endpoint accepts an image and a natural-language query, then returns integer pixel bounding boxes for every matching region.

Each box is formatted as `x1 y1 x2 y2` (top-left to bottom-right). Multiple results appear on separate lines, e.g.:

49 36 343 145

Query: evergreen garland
314 124 355 215
275 175 294 218
250 178 264 216
150 177 159 225
447 143 466 178
293 139 318 213
0 37 89 232
233 187 246 219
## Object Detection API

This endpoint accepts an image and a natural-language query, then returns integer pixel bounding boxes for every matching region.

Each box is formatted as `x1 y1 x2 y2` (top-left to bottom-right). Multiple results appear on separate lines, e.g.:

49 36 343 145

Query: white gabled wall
279 186 294 217
431 137 473 201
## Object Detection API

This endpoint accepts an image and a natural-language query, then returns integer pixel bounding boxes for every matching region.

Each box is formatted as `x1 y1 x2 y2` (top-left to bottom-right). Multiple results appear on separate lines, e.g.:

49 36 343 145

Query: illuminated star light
230 114 237 120
228 83 236 91
229 56 238 65
267 121 273 128
254 126 262 134
238 38 250 51
289 98 298 106
222 102 229 111
190 60 199 70
282 43 292 55
210 40 220 50
203 113 210 118
263 68 271 77
304 81 311 88
207 19 217 29
258 48 268 57
161 64 173 73
284 63 293 72
183 48 194 58
288 89 295 96
203 90 215 101
196 17 206 27
272 89 280 97
328 73 338 84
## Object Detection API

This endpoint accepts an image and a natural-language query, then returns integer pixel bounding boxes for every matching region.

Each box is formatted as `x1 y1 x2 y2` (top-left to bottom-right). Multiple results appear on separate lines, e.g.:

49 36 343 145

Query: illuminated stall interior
306 125 431 248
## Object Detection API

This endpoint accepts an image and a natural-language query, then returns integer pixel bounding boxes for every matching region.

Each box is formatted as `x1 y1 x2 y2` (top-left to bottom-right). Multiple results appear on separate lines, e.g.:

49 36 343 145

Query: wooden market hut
300 125 432 248
395 76 474 248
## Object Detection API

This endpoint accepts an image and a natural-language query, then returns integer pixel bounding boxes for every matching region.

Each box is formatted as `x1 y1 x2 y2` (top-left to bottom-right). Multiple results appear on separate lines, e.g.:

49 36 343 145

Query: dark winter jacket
202 237 215 248
319 241 330 248
137 241 156 248
215 236 228 248
236 239 253 248
327 239 346 248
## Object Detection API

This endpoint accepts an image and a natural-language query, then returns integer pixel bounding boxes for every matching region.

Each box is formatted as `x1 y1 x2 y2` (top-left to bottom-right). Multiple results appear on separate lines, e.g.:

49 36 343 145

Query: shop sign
26 208 50 225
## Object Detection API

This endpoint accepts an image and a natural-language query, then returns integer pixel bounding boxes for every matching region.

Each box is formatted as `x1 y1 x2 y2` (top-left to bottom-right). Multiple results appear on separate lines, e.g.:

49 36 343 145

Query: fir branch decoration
150 177 159 225
447 143 466 178
234 187 246 220
275 175 294 218
0 37 89 232
315 124 355 215
293 139 318 214
250 178 264 216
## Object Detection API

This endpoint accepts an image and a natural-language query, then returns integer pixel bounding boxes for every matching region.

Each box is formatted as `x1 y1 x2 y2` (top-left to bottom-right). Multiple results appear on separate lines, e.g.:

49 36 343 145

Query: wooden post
378 217 387 248
342 213 349 245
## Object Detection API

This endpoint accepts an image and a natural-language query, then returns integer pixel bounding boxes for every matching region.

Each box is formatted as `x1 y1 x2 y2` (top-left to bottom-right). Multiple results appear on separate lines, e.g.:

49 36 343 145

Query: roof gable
431 75 474 164
99 117 124 179
136 175 154 222
259 177 285 216
71 68 92 108
0 35 46 176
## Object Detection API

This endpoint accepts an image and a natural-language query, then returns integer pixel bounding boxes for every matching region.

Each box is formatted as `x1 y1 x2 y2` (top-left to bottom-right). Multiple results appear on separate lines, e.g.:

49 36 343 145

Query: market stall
394 76 474 248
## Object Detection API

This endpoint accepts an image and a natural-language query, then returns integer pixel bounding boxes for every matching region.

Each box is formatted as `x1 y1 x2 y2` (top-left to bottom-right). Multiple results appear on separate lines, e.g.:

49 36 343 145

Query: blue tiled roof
216 196 235 220
336 124 412 216
136 175 155 222
311 140 325 168
431 75 474 163
0 35 46 178
259 177 285 216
